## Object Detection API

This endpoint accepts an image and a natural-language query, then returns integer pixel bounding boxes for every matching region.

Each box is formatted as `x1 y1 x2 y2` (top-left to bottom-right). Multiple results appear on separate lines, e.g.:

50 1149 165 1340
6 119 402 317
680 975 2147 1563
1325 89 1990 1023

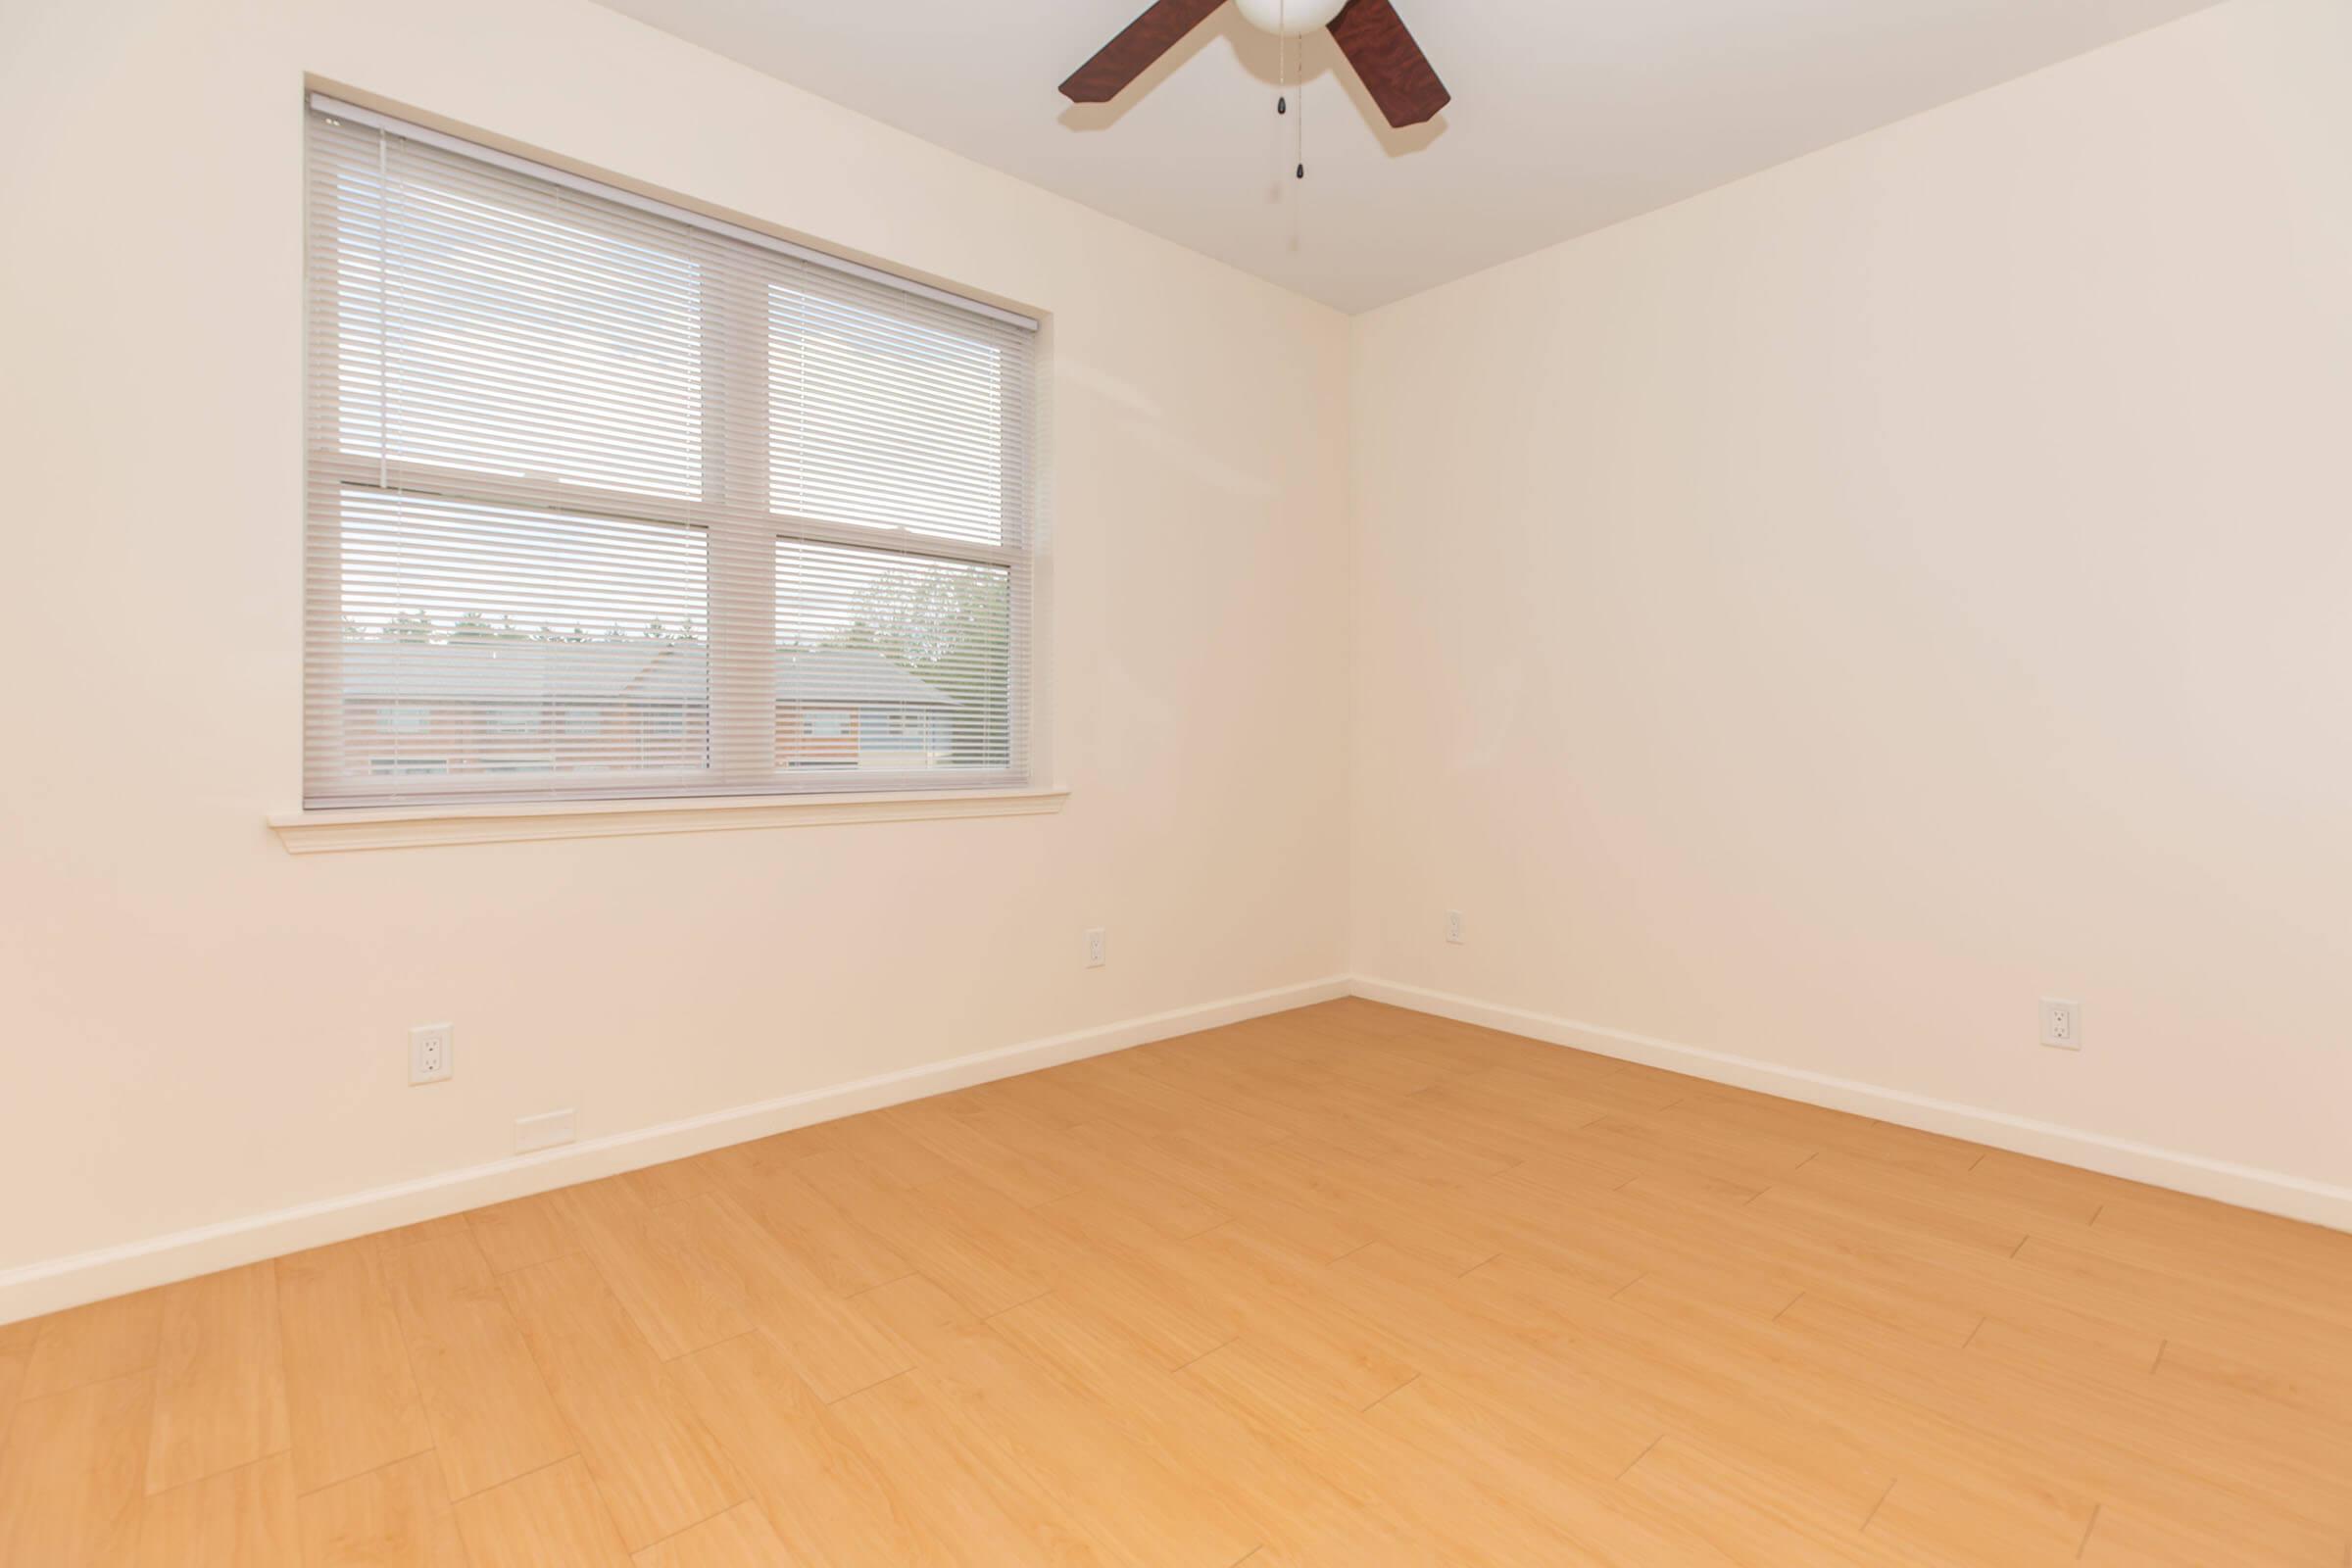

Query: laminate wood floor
4 1000 2347 1565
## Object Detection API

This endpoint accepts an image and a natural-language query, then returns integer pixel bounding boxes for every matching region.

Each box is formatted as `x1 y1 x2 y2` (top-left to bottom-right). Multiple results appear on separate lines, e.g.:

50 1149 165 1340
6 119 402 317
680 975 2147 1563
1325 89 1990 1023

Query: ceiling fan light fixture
1235 0 1348 37
1060 0 1448 129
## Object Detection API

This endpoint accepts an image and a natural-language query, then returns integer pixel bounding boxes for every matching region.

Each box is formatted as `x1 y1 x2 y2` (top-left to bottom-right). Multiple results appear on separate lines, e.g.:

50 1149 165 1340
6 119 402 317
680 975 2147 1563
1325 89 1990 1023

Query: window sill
268 786 1069 855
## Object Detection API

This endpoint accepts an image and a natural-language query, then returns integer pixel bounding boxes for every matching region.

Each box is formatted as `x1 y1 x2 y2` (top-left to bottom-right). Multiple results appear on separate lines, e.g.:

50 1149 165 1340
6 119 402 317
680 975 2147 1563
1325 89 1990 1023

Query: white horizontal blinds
304 101 1037 808
767 266 1031 780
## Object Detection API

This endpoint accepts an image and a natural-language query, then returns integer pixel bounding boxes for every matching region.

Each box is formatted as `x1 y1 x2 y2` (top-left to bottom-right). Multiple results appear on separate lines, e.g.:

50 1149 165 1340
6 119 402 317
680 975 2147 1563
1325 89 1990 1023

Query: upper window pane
328 143 706 500
769 285 1012 546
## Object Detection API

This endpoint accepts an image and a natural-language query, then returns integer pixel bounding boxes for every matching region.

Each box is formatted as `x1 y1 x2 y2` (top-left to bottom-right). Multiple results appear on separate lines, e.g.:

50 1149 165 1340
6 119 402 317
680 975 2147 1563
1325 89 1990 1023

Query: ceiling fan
1061 0 1450 130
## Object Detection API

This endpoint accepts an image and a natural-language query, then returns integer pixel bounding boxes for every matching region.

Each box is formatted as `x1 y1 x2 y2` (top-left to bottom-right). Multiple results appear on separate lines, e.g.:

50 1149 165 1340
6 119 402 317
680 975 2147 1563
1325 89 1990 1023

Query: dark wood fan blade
1060 0 1230 104
1328 0 1449 127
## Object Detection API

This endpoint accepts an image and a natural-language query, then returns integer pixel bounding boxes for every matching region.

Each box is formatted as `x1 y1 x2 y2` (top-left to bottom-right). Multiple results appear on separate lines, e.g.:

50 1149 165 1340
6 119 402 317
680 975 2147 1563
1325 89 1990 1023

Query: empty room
2 0 2347 1561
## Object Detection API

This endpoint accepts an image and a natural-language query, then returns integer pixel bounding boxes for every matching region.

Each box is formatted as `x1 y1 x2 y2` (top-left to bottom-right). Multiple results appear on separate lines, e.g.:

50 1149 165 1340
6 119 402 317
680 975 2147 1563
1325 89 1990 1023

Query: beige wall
1351 0 2352 1196
9 0 2349 1305
0 0 1350 1284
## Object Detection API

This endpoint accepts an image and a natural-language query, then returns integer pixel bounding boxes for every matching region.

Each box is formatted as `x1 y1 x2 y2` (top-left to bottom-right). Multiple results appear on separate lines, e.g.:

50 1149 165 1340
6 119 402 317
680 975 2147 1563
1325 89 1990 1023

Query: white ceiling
591 0 2220 313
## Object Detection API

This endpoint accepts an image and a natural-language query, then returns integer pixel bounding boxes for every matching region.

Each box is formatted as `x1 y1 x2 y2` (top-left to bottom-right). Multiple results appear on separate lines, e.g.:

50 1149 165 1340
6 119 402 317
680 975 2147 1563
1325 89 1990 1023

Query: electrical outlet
514 1108 576 1153
1085 927 1107 968
409 1023 454 1085
1445 910 1465 945
2039 999 2082 1052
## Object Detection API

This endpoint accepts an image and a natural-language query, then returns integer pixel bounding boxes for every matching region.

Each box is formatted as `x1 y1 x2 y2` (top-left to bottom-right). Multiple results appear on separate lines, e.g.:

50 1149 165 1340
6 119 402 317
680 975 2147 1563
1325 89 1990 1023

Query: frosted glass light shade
1234 0 1348 36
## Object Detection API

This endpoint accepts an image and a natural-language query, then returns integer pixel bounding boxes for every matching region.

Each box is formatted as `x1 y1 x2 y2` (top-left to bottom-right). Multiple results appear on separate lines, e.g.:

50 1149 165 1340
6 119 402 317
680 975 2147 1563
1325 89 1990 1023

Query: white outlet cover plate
409 1023 454 1085
2039 999 2082 1051
1084 928 1107 968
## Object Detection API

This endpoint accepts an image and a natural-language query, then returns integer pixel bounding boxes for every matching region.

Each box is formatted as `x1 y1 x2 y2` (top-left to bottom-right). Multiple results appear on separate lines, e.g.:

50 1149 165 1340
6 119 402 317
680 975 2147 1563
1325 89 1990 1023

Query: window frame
302 95 1039 811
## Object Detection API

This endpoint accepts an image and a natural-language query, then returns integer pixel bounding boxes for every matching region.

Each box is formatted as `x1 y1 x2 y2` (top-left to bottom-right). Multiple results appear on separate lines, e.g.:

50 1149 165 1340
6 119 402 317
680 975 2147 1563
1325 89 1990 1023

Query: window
304 97 1038 808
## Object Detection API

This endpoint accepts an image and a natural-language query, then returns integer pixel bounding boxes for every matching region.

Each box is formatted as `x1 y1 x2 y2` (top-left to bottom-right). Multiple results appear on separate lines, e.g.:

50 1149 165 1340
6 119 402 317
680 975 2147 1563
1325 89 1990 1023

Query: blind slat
305 103 1037 808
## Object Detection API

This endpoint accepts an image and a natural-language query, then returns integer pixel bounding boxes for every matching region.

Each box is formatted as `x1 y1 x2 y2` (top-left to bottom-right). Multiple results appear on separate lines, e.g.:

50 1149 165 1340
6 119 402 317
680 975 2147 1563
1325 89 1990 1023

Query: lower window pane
773 539 1013 776
316 489 710 796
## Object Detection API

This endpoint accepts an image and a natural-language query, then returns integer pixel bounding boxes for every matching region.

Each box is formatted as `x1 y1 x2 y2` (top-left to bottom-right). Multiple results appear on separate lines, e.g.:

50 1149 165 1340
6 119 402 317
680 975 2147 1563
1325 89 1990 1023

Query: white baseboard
1349 976 2352 1234
0 976 1350 1324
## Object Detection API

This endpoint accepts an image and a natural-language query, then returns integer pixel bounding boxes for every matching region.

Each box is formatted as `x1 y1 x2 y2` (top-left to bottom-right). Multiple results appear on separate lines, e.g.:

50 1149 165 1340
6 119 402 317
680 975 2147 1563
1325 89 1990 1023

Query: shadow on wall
1055 5 1446 156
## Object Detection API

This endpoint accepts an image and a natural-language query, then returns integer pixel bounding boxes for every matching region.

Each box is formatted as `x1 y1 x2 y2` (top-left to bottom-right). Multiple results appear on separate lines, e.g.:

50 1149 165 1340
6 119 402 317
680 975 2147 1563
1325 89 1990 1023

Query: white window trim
269 785 1068 855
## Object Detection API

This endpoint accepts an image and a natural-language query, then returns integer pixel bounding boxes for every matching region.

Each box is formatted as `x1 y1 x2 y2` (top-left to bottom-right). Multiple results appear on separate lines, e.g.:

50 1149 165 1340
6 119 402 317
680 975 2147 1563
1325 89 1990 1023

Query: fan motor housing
1235 0 1348 37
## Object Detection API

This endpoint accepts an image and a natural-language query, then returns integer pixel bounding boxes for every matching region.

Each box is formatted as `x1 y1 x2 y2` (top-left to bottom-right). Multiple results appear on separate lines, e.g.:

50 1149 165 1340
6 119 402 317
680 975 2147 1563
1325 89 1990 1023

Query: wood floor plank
792 1156 1058 1318
1057 1057 1296 1148
984 1288 1348 1550
128 1450 297 1567
1751 1163 2031 1256
276 1240 433 1494
20 1289 165 1399
973 1065 1131 1130
296 1450 468 1568
361 1217 474 1256
1462 1260 1900 1524
452 1455 631 1568
1618 1436 1926 1567
669 1328 958 1567
1673 1089 1984 1180
622 1157 721 1210
823 1365 1117 1567
1028 1200 1242 1369
655 1190 914 1402
806 1109 961 1191
1356 1379 1754 1567
2078 1497 2348 1567
464 1192 581 1277
380 1228 573 1501
2011 1235 2350 1374
1057 1139 1231 1240
0 1372 153 1567
631 1500 794 1568
1771 1290 2349 1558
0 1319 37 1432
2088 1192 2352 1290
1056 1120 1373 1264
497 1251 743 1551
1862 1468 2096 1566
841 1270 983 1367
1177 1221 1424 1416
884 1098 1083 1209
144 1262 289 1494
552 1182 752 1361
1188 1349 1618 1565
704 1150 913 1297
2152 1333 2352 1428
912 1321 1259 1568
1327 1245 1663 1479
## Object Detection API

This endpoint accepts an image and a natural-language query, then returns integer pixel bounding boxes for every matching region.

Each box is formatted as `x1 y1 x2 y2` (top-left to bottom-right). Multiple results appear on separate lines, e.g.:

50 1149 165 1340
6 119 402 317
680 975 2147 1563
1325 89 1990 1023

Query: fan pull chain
1277 11 1289 117
1270 14 1303 180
